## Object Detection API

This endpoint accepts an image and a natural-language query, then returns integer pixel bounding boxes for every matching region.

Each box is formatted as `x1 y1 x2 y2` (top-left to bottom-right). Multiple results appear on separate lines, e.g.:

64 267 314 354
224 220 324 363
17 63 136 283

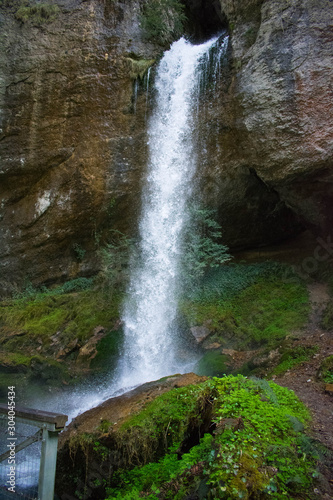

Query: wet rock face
211 0 333 240
0 0 332 287
0 0 156 288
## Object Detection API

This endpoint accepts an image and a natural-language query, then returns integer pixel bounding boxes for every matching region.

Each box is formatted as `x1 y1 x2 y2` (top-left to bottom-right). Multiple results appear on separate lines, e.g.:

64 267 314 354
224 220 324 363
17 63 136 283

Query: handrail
0 403 67 500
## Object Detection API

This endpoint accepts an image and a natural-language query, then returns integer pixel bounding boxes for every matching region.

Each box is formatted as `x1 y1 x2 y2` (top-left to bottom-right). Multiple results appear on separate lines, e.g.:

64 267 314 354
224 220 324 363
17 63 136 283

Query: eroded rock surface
206 0 333 244
0 0 156 288
0 0 332 287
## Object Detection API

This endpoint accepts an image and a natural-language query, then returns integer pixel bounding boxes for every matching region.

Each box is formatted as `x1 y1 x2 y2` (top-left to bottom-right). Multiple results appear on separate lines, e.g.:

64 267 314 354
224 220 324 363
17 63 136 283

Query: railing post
0 403 67 500
38 426 62 500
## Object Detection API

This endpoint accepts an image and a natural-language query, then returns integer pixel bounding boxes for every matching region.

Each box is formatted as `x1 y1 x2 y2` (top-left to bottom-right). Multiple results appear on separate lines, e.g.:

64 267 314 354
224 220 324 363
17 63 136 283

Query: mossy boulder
55 374 318 500
0 284 124 389
55 373 207 499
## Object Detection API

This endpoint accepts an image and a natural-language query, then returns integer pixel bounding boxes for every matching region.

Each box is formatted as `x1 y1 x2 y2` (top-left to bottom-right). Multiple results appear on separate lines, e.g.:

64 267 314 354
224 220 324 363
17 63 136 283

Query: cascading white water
118 35 228 388
11 35 228 428
0 36 229 496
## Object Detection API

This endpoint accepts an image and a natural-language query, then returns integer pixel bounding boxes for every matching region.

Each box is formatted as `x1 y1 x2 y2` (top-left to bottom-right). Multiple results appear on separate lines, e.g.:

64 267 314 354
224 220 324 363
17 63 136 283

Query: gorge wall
0 0 332 289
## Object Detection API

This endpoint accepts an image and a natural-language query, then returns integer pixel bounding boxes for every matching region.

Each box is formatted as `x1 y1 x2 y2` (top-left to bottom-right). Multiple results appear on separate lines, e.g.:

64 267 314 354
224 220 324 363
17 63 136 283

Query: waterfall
118 35 228 388
19 35 228 426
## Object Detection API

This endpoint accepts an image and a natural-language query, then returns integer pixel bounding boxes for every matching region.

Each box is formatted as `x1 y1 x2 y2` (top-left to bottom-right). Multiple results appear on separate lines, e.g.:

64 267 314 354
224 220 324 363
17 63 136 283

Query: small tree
182 207 231 283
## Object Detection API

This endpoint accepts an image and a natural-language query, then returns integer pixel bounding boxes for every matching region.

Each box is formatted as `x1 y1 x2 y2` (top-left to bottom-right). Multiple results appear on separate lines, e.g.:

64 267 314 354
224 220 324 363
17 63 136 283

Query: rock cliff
0 0 156 288
208 0 333 244
0 0 332 288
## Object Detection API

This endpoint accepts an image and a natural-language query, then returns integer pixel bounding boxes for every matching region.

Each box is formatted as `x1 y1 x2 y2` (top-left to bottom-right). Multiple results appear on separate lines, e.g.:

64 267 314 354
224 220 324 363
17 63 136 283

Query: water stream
117 35 228 388
1 33 229 496
7 34 228 423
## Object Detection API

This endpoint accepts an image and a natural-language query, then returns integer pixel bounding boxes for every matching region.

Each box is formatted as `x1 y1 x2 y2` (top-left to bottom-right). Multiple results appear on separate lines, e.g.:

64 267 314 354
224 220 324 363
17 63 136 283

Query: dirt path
274 283 333 498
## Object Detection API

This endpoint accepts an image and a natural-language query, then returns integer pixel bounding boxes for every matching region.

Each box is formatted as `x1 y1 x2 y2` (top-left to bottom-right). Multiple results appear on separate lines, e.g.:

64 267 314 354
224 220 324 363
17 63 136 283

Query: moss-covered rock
55 374 319 500
0 282 123 388
181 263 310 351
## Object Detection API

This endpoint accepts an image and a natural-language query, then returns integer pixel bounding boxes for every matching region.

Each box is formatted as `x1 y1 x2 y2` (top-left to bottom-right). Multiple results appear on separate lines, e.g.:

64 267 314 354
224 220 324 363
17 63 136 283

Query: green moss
90 329 123 372
181 268 309 349
0 285 123 382
104 376 316 500
272 346 318 376
194 351 229 377
1 289 122 342
0 352 32 367
15 2 60 24
117 383 212 465
125 58 155 80
317 355 333 384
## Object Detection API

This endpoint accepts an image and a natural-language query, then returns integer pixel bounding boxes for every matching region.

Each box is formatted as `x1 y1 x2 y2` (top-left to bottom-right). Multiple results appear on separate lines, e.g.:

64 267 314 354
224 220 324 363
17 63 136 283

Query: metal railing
0 404 67 500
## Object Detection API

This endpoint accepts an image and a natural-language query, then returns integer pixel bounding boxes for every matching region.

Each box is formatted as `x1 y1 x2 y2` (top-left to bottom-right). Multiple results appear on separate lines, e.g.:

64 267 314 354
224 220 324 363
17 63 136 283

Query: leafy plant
73 243 86 262
104 376 316 500
317 355 333 384
182 206 231 284
140 0 187 46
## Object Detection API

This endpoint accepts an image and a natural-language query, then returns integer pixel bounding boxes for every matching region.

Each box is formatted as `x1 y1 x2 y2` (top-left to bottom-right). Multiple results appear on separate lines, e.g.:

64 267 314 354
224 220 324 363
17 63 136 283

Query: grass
318 355 333 384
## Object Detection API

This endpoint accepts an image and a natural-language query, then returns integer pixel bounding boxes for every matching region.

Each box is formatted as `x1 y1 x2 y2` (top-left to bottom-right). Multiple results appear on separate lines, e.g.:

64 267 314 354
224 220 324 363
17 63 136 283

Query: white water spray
12 35 228 427
118 35 228 388
0 36 229 496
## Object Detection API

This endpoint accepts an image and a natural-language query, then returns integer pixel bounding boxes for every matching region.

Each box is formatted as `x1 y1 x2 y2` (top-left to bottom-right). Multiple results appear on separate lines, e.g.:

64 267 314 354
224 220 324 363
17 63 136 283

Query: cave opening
183 0 228 42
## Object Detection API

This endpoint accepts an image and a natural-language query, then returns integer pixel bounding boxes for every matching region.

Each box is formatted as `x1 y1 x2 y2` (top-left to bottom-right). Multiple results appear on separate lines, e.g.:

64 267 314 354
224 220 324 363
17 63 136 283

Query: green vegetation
0 259 310 388
102 376 317 500
317 355 333 384
1 288 120 342
125 57 155 80
0 278 123 385
181 262 309 349
73 243 86 262
194 351 230 377
272 345 318 376
321 275 333 330
98 230 134 292
12 277 94 300
118 382 212 465
182 207 232 283
140 0 187 45
321 299 333 330
15 2 60 24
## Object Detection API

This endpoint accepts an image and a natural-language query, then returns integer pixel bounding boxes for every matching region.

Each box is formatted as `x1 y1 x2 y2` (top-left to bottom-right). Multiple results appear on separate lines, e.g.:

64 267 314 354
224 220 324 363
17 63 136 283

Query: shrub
182 207 231 284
